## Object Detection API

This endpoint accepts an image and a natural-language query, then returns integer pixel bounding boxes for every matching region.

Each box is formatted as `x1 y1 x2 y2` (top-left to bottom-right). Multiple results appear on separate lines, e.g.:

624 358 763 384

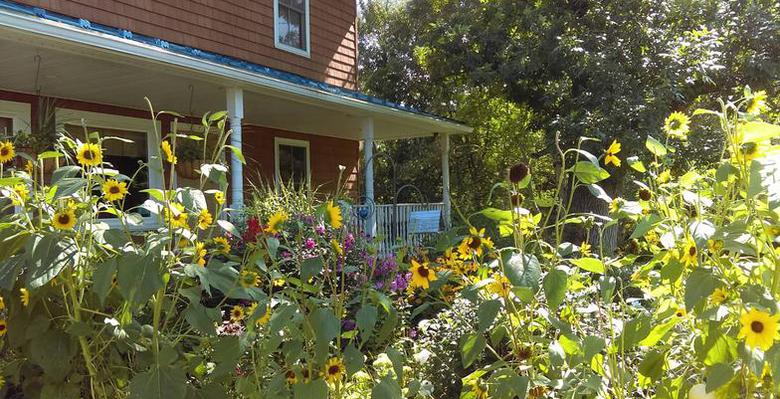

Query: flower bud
508 162 530 184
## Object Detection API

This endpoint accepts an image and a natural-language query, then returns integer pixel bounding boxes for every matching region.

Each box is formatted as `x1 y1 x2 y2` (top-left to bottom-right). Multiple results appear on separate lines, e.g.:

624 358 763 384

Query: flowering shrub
0 103 414 399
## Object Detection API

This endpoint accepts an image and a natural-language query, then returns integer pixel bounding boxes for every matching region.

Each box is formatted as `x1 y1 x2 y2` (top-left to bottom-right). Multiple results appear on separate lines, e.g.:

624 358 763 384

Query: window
274 0 310 57
57 110 162 230
0 100 32 136
274 137 310 187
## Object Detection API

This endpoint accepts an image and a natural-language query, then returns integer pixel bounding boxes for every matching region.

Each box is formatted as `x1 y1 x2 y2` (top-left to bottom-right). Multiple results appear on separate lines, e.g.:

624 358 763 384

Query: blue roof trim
0 0 467 127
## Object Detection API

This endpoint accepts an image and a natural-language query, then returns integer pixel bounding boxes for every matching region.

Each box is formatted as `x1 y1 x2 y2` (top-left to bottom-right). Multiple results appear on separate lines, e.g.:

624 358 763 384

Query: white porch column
362 118 376 236
440 132 451 229
226 88 244 210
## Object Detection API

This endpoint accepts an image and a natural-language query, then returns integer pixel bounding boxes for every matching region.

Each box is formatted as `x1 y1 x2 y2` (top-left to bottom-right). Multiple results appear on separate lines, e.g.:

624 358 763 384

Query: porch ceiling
0 11 470 141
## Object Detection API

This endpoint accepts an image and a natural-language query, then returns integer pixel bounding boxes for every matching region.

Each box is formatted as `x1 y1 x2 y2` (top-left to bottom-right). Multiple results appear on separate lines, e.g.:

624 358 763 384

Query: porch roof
0 0 471 140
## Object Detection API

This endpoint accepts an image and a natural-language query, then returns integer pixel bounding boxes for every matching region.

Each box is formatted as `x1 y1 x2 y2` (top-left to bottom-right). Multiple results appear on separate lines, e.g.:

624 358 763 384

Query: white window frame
0 99 32 136
273 0 311 58
56 109 163 230
274 137 311 187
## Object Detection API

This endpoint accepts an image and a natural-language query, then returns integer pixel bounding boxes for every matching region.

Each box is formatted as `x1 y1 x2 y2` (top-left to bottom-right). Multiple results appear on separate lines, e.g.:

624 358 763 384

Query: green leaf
685 267 720 311
645 136 667 157
184 303 220 336
479 207 513 222
638 350 666 382
216 219 241 238
738 121 780 143
371 374 402 399
117 252 164 305
626 156 647 173
630 214 662 239
301 256 324 281
27 235 77 288
0 255 24 290
570 257 605 274
706 363 735 392
460 333 486 368
51 165 82 185
29 329 77 382
128 364 187 399
503 253 541 291
386 346 405 381
583 336 605 363
53 177 86 198
211 336 242 378
618 315 653 351
543 269 567 310
477 300 501 332
573 161 610 184
225 145 246 164
639 319 677 347
356 304 378 342
311 308 339 363
293 380 329 399
343 344 364 376
92 257 117 306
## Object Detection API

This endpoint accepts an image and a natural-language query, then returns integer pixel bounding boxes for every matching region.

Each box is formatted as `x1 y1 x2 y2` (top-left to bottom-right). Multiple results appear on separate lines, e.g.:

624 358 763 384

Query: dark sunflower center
418 267 429 278
0 148 8 156
328 365 341 375
676 311 684 317
751 321 764 333
109 186 121 194
83 150 94 160
0 324 5 331
468 236 482 250
286 371 296 379
58 214 71 225
688 246 696 256
670 120 680 129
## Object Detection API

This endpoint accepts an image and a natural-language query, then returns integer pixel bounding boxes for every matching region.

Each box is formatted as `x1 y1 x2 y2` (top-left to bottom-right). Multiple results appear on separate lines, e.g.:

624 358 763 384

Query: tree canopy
359 0 780 213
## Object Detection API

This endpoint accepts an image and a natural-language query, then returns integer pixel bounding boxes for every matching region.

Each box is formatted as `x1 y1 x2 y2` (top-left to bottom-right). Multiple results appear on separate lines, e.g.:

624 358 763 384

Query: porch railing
349 203 445 253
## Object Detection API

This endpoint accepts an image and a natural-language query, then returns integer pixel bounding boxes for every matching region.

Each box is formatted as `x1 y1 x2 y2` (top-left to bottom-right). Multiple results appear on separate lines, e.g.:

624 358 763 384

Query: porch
0 2 470 238
349 202 445 253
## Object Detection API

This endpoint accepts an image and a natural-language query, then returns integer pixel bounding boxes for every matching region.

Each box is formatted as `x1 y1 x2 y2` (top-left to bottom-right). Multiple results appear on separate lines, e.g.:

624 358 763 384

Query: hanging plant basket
176 159 203 180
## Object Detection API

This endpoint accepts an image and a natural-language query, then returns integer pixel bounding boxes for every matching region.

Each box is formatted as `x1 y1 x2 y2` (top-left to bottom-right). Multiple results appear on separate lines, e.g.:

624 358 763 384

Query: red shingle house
0 0 469 237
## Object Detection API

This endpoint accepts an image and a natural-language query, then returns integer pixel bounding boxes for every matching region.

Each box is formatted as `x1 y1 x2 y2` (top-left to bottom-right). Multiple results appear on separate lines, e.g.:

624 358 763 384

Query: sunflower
161 140 177 164
471 382 488 399
0 141 15 164
76 142 103 167
487 273 512 298
239 270 261 288
197 208 213 230
285 370 298 385
24 160 33 174
707 239 723 254
330 239 344 256
604 140 621 167
0 319 6 337
214 191 226 205
194 241 207 266
746 90 768 115
214 236 231 253
52 207 76 230
580 242 592 257
710 288 728 305
409 259 437 289
681 239 698 267
675 307 687 318
165 203 189 229
457 227 492 259
229 305 245 322
608 198 623 214
19 288 29 307
326 200 343 229
323 357 345 384
11 183 28 205
657 170 671 184
738 308 779 351
265 211 289 234
0 296 4 310
663 112 690 140
256 306 271 326
102 179 127 202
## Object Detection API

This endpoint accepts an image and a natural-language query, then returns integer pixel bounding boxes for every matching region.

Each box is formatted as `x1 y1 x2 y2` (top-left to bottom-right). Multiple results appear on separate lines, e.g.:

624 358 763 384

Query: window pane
66 125 150 217
277 1 306 50
278 144 307 187
0 117 12 135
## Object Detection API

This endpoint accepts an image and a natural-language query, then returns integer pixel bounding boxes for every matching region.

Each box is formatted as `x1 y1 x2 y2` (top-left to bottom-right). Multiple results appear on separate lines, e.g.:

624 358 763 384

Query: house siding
242 124 359 195
13 0 358 89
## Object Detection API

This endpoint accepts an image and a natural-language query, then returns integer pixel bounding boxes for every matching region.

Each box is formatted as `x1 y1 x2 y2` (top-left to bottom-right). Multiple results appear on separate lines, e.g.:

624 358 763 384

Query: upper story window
274 0 310 57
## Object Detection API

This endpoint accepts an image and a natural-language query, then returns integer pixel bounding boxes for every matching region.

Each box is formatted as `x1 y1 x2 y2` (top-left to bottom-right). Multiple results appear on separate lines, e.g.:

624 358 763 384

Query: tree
359 0 780 246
